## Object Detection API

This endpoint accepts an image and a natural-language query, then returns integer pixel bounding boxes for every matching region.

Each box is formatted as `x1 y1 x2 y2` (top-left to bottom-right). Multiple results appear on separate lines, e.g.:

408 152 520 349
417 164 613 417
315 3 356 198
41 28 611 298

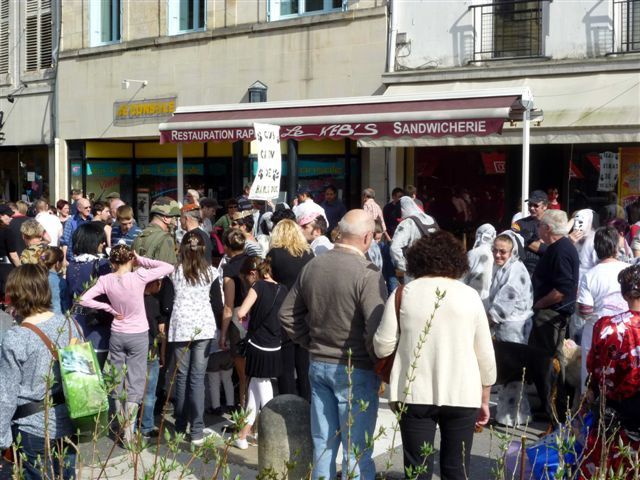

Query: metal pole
177 142 184 203
521 108 531 215
287 139 298 205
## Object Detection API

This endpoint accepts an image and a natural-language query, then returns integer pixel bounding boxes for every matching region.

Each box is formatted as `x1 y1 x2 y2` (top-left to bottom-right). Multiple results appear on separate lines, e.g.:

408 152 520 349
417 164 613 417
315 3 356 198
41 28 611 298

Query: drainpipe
386 0 397 73
51 0 63 200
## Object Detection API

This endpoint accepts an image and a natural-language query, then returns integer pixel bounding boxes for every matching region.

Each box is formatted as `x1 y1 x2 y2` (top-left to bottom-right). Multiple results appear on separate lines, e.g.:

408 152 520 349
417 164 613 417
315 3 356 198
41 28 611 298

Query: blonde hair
20 219 44 239
270 219 310 257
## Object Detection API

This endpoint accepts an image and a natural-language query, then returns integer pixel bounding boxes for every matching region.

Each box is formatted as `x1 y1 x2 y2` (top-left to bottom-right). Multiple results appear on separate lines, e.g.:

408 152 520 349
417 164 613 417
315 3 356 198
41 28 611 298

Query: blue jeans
18 430 76 479
140 357 160 434
172 339 210 440
309 360 380 480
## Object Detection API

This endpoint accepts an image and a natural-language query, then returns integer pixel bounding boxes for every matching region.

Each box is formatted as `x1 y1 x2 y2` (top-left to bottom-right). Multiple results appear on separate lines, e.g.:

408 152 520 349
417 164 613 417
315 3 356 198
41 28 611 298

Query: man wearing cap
292 187 327 224
61 197 93 262
132 197 180 265
299 214 333 256
180 204 213 264
199 198 221 234
512 190 549 275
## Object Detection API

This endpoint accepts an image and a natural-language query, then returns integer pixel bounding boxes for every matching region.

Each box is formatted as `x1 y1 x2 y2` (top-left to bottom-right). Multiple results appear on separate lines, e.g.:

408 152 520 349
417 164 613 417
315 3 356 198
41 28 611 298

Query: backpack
18 317 109 438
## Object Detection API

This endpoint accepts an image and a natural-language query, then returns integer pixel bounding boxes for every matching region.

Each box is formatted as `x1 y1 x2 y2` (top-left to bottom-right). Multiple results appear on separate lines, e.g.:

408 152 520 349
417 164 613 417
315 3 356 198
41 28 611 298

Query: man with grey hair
280 209 387 480
529 209 579 418
179 204 212 264
60 197 93 262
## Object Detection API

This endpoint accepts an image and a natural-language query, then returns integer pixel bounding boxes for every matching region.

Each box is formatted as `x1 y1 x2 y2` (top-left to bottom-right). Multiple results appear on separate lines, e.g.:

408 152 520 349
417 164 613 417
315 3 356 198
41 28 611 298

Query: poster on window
249 123 282 201
597 151 619 192
137 191 150 228
619 147 640 207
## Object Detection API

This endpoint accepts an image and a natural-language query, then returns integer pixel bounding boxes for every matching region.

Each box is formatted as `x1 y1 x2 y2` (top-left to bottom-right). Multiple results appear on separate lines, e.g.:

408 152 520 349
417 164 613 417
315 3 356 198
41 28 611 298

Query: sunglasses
492 248 510 255
529 203 541 209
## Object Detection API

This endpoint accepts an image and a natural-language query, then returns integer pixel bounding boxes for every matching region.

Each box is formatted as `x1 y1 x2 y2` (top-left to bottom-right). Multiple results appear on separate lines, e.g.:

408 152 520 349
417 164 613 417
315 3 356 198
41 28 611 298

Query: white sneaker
233 438 249 450
191 427 221 447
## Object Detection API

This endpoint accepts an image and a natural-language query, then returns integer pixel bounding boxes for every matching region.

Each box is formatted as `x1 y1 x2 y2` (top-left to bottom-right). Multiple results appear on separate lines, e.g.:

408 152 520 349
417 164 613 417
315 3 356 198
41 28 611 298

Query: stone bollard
258 394 313 479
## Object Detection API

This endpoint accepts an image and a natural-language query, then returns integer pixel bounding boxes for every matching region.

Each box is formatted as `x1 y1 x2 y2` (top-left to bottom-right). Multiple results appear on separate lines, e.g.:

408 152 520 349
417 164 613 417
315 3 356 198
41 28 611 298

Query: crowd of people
0 184 638 480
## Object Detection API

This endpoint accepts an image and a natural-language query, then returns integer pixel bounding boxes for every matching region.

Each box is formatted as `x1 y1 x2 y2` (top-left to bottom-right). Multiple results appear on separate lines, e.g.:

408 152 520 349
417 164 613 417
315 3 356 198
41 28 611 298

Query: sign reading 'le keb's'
115 97 177 126
161 118 504 143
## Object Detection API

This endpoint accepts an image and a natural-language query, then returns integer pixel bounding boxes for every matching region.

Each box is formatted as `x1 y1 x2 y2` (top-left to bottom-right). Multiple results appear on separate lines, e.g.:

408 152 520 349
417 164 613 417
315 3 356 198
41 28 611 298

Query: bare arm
219 277 235 350
236 287 257 319
534 288 564 310
8 252 20 267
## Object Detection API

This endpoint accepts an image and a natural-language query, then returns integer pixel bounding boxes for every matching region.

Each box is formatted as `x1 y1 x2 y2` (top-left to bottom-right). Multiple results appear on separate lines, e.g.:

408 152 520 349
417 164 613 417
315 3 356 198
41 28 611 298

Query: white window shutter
167 0 179 35
0 0 9 75
25 0 52 72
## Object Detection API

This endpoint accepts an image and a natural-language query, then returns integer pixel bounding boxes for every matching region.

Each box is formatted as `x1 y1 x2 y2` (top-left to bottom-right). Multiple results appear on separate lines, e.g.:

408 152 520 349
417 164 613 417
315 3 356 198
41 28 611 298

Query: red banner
481 151 506 175
160 118 506 144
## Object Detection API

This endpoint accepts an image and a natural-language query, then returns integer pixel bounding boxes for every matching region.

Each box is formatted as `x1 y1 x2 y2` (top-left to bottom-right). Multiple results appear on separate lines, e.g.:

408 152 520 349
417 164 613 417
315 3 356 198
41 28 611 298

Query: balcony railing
613 0 640 53
469 0 550 61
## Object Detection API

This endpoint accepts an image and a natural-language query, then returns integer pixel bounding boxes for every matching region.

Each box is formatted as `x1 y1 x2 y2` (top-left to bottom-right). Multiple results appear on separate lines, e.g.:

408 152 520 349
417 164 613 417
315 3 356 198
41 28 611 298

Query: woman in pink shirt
79 245 174 444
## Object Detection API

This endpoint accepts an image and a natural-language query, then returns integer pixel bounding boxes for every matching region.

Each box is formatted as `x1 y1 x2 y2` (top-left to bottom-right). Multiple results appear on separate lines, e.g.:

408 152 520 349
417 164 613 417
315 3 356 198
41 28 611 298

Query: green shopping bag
22 317 109 438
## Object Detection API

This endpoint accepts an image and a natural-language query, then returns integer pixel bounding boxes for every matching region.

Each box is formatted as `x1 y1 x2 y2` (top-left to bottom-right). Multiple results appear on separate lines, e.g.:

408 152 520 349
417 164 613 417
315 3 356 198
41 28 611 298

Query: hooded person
462 223 496 301
568 209 598 339
390 196 439 280
487 230 534 427
486 230 533 344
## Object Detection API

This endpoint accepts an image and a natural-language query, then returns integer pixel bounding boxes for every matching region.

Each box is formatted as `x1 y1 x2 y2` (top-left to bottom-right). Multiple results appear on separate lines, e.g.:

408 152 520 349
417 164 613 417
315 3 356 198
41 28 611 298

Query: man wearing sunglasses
512 190 549 276
61 197 93 262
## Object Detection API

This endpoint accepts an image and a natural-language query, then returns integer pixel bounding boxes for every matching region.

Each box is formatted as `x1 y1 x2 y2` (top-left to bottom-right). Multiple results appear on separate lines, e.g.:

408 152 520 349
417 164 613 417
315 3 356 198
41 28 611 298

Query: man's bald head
337 209 374 253
77 198 91 219
110 199 125 218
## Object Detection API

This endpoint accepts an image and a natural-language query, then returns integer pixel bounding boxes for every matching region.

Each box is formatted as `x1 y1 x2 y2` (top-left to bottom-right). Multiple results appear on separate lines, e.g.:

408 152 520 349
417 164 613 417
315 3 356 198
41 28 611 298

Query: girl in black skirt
234 256 287 449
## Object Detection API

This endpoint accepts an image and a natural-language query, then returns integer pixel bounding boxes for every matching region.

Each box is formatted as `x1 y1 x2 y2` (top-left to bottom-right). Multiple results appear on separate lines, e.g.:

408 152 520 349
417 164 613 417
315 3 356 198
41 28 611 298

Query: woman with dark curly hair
373 230 496 480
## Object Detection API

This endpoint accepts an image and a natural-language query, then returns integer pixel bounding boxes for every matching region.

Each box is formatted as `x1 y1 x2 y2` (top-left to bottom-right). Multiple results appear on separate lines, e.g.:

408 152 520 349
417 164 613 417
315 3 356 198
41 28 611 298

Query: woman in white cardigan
374 231 496 480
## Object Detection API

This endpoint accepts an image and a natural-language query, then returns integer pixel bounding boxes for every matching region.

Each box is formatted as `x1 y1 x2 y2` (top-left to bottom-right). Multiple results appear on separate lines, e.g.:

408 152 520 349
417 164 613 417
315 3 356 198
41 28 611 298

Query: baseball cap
150 197 181 217
526 190 548 204
231 210 253 222
200 198 222 210
0 204 13 216
297 213 318 227
296 186 311 196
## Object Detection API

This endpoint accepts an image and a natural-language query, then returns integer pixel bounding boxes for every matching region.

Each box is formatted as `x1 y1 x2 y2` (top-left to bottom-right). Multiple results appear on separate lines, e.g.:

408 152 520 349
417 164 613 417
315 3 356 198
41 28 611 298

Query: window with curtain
269 0 344 21
89 0 121 46
168 0 205 35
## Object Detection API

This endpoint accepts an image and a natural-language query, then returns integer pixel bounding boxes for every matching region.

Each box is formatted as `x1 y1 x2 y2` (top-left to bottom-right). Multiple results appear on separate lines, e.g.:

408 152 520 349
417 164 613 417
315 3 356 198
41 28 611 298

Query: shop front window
85 159 133 205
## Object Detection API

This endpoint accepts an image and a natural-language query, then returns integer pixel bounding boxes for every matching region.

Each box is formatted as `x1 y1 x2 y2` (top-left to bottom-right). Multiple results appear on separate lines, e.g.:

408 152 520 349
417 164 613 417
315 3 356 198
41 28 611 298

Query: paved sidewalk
65 393 547 479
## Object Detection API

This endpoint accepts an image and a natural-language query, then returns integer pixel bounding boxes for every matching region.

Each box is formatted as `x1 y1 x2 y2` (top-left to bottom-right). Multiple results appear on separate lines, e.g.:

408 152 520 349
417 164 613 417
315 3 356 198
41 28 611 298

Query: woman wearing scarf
463 224 496 302
486 230 533 426
390 196 438 282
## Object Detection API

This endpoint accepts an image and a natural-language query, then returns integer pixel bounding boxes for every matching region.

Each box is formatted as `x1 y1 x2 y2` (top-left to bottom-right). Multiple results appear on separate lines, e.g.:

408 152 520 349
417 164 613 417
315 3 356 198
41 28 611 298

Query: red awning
159 89 530 144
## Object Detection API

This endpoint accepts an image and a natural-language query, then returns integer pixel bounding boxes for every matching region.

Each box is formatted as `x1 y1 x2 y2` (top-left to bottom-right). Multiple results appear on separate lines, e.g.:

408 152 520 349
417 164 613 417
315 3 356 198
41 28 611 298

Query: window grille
614 0 640 53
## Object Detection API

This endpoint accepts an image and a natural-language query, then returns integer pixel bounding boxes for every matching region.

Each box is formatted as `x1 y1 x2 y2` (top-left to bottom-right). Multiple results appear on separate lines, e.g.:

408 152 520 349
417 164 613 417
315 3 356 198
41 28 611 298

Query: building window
470 0 547 60
89 0 121 47
25 0 52 72
168 0 205 35
269 0 345 21
0 0 9 75
614 0 640 53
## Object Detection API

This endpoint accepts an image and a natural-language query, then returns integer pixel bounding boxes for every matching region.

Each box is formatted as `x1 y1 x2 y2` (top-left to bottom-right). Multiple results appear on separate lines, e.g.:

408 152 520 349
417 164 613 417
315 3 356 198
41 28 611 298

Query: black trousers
399 404 478 480
277 341 310 401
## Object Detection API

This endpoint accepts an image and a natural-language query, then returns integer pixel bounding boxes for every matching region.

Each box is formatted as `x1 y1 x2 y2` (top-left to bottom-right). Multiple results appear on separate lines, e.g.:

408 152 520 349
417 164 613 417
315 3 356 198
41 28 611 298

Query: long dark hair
178 230 212 285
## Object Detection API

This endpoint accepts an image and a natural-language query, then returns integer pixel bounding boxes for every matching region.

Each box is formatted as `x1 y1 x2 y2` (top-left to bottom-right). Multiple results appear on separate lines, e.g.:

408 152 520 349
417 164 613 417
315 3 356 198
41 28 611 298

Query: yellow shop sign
114 97 177 125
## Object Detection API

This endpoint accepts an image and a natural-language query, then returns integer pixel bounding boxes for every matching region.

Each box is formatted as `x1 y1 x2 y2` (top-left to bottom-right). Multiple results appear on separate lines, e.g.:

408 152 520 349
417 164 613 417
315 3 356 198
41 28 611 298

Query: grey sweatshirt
0 314 77 448
279 246 388 370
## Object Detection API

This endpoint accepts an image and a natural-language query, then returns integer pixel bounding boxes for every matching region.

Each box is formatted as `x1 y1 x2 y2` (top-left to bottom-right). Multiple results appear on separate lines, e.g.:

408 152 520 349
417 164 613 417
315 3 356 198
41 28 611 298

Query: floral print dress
580 310 640 479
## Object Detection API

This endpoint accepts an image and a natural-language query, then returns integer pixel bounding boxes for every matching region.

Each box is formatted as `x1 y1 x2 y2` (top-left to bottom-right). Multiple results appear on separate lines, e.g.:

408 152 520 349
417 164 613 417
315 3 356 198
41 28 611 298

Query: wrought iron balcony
469 0 550 61
613 0 640 53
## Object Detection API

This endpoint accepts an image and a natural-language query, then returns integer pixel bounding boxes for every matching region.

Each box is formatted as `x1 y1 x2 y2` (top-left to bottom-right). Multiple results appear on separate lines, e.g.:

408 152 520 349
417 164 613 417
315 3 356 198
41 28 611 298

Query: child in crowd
38 246 71 315
233 256 287 450
19 219 47 265
206 337 235 416
79 245 174 444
